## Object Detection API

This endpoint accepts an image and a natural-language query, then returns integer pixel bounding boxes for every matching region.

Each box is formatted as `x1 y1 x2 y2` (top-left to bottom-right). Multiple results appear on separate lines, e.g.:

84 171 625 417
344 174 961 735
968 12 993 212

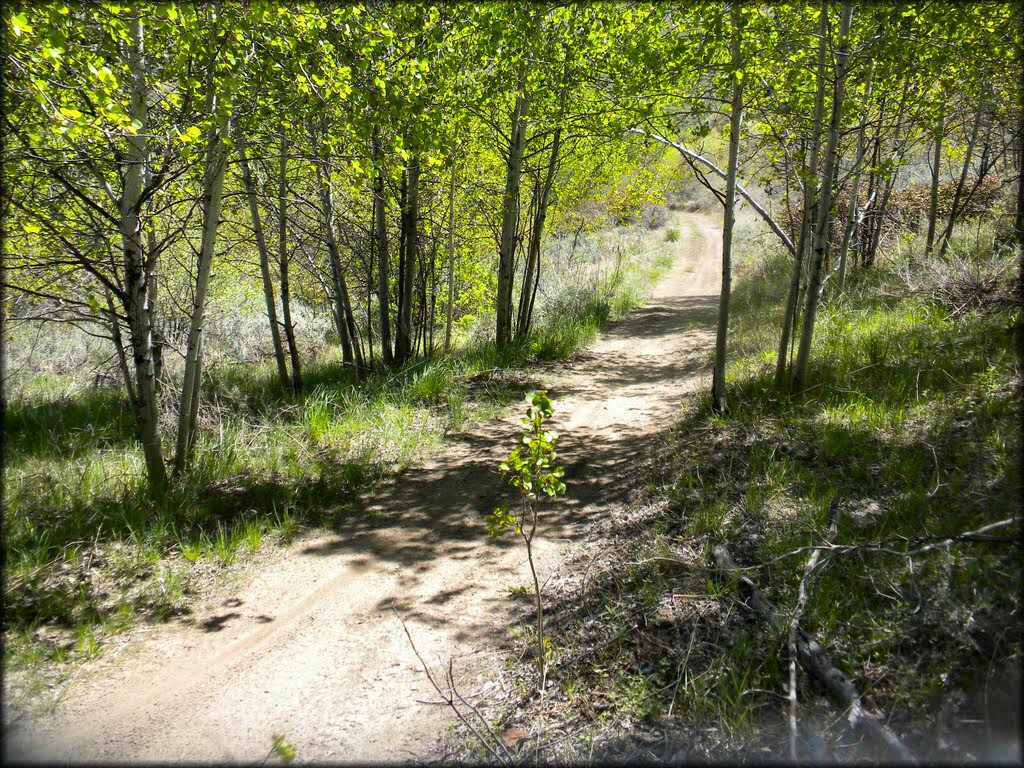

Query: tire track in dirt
4 213 722 764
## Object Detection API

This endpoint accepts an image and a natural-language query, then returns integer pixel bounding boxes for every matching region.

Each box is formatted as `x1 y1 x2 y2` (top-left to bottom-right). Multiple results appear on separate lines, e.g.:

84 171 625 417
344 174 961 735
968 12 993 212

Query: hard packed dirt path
6 213 722 764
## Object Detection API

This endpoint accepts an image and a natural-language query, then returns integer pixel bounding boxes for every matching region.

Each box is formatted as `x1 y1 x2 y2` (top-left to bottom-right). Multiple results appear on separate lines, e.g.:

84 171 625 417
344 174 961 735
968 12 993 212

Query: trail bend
6 212 723 764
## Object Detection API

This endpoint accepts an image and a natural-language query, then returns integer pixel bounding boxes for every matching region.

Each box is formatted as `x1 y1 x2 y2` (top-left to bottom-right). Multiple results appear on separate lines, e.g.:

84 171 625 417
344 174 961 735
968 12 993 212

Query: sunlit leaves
488 391 567 539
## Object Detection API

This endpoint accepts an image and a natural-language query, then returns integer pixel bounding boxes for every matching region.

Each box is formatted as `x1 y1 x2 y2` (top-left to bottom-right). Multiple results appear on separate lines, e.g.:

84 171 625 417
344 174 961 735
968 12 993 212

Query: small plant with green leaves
487 390 567 695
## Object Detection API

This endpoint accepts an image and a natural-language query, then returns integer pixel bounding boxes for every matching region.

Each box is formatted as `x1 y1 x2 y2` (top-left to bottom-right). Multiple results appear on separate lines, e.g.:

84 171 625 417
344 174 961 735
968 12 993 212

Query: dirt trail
5 213 722 764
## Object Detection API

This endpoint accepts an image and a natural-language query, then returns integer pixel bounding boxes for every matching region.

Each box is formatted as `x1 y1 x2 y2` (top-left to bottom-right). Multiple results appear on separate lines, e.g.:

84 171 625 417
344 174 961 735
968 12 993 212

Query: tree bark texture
937 107 983 258
924 105 945 259
120 11 166 488
277 133 303 393
837 60 874 290
445 156 457 352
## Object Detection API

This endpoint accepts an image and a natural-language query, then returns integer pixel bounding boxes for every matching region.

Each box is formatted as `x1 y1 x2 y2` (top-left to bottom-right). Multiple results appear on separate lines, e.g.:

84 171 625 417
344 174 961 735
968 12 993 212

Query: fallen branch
725 516 1021 572
789 494 842 760
712 543 915 762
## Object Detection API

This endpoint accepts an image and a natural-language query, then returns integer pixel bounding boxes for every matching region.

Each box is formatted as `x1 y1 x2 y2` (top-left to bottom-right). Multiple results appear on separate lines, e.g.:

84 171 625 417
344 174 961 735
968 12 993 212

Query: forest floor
3 213 723 763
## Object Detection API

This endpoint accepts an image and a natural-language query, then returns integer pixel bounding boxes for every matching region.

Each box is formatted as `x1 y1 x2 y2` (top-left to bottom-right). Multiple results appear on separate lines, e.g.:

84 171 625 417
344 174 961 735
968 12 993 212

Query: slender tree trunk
185 334 202 458
235 122 290 390
938 107 984 258
924 105 945 259
859 126 882 268
120 11 166 488
776 10 828 389
838 61 874 290
367 188 376 366
792 0 853 394
516 127 561 340
712 2 744 415
444 157 457 352
396 157 419 364
143 165 163 396
396 171 407 358
497 66 529 349
316 158 365 373
428 235 438 358
415 224 429 359
865 82 911 267
1016 101 1024 250
106 288 137 406
277 133 302 394
372 128 394 367
174 93 230 474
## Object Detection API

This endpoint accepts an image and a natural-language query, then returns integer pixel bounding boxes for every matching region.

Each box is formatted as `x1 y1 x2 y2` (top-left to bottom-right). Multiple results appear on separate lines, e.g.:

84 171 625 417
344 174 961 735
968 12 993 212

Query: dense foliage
2 1 1021 761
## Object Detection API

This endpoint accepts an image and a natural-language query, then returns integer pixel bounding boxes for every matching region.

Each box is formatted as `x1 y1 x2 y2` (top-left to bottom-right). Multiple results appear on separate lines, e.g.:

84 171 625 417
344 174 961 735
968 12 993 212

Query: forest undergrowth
2 219 679 711
459 220 1021 764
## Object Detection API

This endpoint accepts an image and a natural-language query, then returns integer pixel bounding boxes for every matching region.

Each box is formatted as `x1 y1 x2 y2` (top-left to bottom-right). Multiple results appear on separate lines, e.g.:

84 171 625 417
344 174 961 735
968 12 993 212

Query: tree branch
627 128 796 255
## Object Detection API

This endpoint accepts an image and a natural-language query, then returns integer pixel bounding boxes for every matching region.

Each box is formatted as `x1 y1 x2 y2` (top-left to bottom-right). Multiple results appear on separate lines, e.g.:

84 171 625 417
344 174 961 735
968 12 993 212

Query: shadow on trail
293 281 719 642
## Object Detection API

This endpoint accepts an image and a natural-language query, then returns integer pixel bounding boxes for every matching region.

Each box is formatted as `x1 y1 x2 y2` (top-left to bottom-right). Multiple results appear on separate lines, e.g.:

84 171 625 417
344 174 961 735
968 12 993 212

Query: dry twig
393 608 513 765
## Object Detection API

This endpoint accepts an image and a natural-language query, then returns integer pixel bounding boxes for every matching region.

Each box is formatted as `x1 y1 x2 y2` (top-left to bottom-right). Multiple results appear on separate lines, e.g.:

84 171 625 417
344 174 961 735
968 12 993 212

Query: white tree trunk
174 82 230 473
120 10 166 488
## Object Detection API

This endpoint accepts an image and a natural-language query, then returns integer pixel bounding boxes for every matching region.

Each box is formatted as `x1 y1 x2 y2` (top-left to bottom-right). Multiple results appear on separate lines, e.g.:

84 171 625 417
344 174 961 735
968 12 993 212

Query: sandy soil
4 213 722 764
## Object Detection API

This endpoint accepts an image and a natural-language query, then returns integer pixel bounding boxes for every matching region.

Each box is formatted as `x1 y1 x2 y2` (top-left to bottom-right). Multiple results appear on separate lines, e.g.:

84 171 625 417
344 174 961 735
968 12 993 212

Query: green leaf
271 735 295 764
176 125 203 143
10 13 32 37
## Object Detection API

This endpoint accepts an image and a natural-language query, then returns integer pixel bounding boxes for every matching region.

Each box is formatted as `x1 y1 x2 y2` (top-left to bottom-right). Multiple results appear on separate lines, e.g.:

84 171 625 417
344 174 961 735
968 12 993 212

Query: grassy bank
476 222 1020 762
2 219 679 710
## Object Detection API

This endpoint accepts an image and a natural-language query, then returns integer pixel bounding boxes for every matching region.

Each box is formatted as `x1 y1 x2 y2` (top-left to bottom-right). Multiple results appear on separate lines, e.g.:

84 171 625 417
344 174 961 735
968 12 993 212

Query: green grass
658 226 1021 744
481 221 1020 761
2 216 679 693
